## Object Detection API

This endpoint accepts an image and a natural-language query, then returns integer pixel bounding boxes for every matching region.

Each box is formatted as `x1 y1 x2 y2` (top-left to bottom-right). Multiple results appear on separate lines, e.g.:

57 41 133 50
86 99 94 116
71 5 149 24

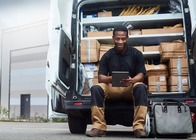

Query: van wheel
68 115 87 134
193 121 196 133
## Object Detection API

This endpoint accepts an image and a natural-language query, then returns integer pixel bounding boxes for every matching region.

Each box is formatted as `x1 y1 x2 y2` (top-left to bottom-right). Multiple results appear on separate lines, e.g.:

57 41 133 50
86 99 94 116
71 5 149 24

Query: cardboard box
88 78 99 88
81 49 100 63
82 78 91 95
168 76 189 86
148 75 167 86
169 68 188 76
169 58 188 68
82 78 99 95
82 64 99 95
81 40 100 49
85 70 98 79
87 31 113 37
133 46 143 52
159 42 186 53
148 85 167 92
100 44 113 50
160 53 187 62
83 63 99 71
98 11 112 17
99 44 113 60
145 64 168 76
141 27 183 35
168 86 189 92
80 40 100 63
129 29 141 35
100 51 106 60
93 70 98 79
145 64 167 71
143 45 160 52
147 70 168 77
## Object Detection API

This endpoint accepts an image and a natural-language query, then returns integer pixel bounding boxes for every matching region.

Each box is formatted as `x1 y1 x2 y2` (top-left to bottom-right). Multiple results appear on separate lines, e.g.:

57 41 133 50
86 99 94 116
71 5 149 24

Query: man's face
113 31 128 52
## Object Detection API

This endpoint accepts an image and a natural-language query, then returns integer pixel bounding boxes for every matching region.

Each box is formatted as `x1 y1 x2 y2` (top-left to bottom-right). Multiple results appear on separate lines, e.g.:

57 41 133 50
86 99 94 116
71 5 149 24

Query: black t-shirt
99 45 146 78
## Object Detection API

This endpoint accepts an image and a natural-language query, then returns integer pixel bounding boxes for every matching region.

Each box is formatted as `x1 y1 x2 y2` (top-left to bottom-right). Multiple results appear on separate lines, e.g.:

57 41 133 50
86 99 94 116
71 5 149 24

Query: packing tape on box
88 79 93 88
155 83 161 92
87 40 91 62
177 58 182 75
177 76 183 92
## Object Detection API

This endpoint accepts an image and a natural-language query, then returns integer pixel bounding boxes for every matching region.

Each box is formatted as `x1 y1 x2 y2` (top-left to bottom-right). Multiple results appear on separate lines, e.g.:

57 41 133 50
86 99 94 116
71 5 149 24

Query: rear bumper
63 99 91 110
63 95 196 113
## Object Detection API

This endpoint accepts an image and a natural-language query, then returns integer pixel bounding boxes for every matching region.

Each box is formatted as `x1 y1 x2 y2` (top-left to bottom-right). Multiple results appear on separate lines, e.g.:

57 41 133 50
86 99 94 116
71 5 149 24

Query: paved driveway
0 122 195 140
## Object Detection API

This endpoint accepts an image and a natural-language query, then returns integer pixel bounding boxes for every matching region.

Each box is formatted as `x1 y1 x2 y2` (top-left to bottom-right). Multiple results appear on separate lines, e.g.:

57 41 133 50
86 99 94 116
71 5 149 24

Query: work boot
86 128 106 137
134 129 147 138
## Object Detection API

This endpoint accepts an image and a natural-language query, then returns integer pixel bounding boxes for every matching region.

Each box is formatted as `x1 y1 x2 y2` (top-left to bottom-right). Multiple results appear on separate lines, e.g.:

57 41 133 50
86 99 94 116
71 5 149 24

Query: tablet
112 71 129 87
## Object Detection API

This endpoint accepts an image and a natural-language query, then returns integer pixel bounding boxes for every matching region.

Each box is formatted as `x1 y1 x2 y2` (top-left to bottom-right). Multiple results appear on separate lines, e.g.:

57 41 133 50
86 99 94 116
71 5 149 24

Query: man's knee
90 85 104 107
133 84 148 106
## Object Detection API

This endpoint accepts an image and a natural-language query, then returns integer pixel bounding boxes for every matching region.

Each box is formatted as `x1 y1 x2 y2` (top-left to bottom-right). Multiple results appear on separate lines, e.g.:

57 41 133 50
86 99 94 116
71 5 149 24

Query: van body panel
58 0 73 33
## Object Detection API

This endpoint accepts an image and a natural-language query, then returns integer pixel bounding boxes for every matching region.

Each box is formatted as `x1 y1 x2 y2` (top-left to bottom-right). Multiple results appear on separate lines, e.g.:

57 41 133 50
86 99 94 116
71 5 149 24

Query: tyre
192 112 196 133
193 120 196 133
68 114 87 134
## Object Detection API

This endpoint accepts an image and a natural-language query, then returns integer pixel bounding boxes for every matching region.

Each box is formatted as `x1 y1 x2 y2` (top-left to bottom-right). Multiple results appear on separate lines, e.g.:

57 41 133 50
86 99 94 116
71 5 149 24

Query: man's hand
121 76 133 87
121 73 145 86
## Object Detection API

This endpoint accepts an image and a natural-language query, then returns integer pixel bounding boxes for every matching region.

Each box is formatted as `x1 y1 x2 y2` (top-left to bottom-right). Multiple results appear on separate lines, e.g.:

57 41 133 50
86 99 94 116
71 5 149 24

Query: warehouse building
1 20 49 119
0 0 51 120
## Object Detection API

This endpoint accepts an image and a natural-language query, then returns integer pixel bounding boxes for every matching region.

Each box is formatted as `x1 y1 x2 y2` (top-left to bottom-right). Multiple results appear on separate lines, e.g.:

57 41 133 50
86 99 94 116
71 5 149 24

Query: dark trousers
90 82 148 131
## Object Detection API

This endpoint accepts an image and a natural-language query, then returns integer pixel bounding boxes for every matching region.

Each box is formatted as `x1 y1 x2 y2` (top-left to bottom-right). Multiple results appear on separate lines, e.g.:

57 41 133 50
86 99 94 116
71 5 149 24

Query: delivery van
46 0 196 134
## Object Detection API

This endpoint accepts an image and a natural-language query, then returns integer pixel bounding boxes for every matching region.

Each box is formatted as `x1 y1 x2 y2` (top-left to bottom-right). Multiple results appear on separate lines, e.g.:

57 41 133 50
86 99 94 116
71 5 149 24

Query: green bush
52 117 67 122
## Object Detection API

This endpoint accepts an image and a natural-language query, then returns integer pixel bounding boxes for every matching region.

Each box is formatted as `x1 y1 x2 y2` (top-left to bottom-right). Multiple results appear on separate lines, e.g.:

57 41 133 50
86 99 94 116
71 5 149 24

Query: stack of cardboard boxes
133 46 143 52
159 41 188 92
168 58 189 92
80 39 189 93
159 41 186 62
87 27 183 38
80 40 100 63
83 63 99 88
145 64 168 92
141 27 183 35
82 63 99 95
80 40 100 94
143 45 159 52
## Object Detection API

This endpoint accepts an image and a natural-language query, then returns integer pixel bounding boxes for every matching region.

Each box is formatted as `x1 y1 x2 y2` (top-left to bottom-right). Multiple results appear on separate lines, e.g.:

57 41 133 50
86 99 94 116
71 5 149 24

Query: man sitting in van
85 25 148 138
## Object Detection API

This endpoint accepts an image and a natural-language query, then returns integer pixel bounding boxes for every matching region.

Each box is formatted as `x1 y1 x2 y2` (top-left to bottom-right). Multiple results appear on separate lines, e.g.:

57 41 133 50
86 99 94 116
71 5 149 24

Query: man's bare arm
131 72 145 83
98 74 112 84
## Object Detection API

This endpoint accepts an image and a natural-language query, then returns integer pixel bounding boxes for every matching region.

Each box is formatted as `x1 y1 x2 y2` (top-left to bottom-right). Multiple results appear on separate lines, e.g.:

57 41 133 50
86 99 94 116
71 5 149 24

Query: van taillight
192 112 195 123
185 100 195 104
74 102 83 106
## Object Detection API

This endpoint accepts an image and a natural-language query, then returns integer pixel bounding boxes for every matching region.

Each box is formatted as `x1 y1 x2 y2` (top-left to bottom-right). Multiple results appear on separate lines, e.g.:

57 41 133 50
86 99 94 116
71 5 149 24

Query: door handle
55 24 62 30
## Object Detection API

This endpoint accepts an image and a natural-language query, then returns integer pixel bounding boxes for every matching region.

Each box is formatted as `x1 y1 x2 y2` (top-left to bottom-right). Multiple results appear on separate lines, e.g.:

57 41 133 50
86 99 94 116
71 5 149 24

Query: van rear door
46 0 75 97
186 0 196 97
191 26 196 95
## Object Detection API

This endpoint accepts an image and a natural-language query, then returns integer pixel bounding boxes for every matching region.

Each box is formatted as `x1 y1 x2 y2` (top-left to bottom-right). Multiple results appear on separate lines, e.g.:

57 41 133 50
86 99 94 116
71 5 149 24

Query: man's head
112 25 128 53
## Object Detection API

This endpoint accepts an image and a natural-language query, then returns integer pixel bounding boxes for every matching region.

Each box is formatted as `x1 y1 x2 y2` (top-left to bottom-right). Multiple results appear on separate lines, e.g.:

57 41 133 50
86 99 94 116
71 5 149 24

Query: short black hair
113 25 128 36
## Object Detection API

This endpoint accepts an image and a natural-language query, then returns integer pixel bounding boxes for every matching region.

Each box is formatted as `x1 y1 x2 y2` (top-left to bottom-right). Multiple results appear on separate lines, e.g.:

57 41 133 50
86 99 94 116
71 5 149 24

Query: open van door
46 0 75 113
192 26 196 94
191 25 196 132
